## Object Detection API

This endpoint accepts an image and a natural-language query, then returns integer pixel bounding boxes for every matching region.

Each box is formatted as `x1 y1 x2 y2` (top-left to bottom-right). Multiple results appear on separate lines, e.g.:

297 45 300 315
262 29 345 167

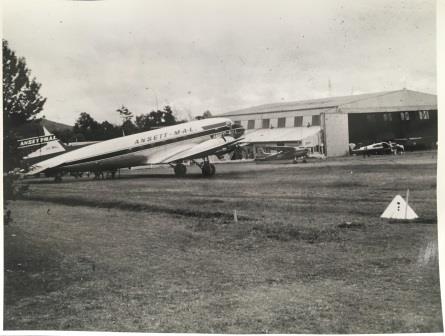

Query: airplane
255 146 309 163
24 117 245 181
350 141 404 156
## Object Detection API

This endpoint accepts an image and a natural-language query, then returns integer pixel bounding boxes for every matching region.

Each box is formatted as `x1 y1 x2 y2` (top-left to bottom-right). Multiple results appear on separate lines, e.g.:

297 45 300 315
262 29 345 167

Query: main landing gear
196 157 216 177
174 163 187 177
172 158 216 177
93 169 118 179
201 161 216 177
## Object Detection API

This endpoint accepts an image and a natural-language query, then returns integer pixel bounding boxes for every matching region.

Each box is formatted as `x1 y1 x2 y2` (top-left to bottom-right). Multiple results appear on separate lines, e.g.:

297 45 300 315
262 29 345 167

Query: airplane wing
159 136 243 163
263 146 296 153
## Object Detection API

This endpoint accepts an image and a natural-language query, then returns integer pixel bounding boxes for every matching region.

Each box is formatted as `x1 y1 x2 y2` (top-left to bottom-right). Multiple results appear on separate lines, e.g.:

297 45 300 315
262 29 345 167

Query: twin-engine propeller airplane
25 118 244 182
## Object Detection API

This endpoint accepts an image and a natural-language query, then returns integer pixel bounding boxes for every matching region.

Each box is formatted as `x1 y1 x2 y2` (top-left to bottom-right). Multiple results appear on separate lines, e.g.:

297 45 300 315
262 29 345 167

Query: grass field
4 152 442 333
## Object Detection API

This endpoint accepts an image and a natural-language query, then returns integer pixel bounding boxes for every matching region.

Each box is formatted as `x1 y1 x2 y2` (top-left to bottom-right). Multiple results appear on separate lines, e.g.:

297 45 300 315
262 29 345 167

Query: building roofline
218 89 437 117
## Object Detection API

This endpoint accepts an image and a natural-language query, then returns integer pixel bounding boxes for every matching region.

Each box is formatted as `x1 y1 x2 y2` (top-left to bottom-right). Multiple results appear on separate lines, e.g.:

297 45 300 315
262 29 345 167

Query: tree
53 128 77 143
162 105 176 125
73 112 102 141
116 105 134 136
195 110 212 120
100 121 121 140
3 39 47 170
122 119 137 136
134 105 179 132
135 113 153 132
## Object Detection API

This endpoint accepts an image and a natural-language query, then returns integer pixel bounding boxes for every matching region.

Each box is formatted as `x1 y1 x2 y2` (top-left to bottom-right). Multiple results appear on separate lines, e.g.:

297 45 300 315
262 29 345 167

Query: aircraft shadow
23 173 217 184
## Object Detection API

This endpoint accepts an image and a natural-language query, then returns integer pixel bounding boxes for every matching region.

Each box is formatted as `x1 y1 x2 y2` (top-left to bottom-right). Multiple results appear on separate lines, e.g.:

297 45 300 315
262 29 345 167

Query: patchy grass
4 153 442 333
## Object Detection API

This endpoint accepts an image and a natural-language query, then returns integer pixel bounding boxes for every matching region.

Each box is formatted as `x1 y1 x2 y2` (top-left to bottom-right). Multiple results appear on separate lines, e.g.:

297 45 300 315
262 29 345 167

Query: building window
312 115 320 126
400 112 410 121
383 113 393 122
277 117 286 128
247 120 255 129
294 116 303 127
262 119 270 129
418 110 430 120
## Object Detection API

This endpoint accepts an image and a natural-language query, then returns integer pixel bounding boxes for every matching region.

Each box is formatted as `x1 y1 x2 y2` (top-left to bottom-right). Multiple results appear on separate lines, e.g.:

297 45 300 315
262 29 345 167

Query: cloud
3 0 436 125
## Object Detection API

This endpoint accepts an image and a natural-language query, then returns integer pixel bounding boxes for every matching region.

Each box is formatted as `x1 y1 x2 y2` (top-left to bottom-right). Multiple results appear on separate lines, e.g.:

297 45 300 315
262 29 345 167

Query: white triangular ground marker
381 195 418 220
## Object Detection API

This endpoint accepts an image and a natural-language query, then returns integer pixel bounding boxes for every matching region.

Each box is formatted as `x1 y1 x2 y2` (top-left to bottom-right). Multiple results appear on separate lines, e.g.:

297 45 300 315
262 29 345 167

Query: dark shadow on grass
22 194 253 221
386 217 437 225
22 173 206 185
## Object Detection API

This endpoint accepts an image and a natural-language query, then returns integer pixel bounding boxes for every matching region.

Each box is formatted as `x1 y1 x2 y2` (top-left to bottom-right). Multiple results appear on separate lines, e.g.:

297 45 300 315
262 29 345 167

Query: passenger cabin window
418 111 430 120
294 116 303 127
262 119 270 129
247 120 255 129
312 115 320 126
277 117 286 128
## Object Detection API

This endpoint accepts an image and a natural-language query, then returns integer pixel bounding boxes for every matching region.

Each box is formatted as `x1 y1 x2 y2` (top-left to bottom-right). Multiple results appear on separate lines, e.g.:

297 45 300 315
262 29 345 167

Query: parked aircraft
255 146 308 163
24 118 244 181
350 141 404 156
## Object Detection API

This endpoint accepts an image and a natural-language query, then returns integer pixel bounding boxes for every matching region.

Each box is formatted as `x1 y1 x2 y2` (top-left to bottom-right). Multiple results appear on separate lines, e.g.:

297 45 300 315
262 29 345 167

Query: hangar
219 89 437 157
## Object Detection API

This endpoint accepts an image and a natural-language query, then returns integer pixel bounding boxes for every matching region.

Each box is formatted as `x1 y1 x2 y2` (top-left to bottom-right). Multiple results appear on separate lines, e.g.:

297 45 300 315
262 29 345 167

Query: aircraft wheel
201 163 216 177
174 163 187 177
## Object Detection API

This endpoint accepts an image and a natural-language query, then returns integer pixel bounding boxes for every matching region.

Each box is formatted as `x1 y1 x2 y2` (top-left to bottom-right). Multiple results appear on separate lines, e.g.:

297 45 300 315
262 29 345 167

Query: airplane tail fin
18 126 67 167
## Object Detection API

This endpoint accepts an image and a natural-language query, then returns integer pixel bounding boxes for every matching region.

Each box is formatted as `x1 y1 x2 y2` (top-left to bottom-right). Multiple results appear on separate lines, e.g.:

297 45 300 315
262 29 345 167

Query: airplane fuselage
28 117 239 176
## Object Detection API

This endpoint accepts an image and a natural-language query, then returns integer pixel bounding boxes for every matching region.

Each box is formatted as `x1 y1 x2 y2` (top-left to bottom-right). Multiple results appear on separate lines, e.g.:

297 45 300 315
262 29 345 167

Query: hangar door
323 113 349 157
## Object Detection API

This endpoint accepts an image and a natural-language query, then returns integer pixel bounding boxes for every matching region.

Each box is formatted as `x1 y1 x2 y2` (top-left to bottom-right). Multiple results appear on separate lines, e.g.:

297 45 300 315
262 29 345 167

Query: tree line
58 105 185 143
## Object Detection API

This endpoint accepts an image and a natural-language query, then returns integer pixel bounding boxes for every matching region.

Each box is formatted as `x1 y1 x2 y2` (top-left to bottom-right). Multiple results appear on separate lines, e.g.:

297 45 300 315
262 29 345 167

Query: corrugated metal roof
241 126 321 143
220 89 437 116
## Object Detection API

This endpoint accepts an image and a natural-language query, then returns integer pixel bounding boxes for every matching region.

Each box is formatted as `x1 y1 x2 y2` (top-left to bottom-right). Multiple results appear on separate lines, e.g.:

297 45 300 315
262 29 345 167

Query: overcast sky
2 0 437 125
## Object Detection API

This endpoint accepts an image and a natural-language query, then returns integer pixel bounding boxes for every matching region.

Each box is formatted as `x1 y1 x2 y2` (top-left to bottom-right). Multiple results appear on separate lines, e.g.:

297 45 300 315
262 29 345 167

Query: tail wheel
174 163 187 177
201 163 216 177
